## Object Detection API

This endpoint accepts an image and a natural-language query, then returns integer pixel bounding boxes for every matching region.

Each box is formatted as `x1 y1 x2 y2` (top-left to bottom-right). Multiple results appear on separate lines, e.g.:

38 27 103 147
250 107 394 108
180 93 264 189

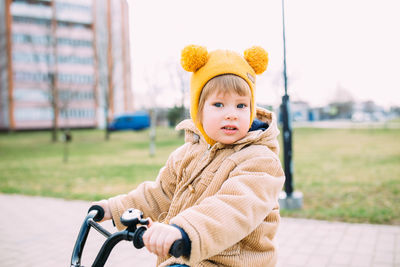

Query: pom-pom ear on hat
181 45 209 72
244 46 269 74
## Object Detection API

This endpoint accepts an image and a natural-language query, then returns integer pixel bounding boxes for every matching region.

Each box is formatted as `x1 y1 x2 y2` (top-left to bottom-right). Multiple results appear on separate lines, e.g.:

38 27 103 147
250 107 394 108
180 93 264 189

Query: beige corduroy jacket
108 107 285 267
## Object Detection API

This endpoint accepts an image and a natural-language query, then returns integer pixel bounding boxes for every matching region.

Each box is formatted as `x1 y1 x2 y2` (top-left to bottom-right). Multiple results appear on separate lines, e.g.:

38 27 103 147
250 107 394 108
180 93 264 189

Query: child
93 45 285 267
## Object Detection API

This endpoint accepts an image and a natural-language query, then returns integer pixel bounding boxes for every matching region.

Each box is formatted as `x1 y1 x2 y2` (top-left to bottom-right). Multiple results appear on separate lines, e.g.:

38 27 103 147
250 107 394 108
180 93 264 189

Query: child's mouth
222 126 238 134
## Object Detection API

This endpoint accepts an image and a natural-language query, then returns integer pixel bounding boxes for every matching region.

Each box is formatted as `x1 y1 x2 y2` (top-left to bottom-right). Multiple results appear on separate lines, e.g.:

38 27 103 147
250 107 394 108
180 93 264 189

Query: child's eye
237 103 247 108
213 102 223 107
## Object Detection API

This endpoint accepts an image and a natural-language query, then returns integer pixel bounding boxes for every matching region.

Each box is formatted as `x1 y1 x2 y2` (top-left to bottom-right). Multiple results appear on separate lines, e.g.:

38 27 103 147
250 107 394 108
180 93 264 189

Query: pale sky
127 0 400 110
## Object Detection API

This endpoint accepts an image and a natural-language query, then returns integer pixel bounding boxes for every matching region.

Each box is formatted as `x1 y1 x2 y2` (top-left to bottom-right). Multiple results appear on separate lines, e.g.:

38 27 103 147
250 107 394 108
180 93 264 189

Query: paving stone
1 194 400 267
350 253 373 267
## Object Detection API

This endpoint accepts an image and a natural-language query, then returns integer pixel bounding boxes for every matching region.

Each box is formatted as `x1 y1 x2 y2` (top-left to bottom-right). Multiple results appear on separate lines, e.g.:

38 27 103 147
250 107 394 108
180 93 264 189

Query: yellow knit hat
181 45 269 145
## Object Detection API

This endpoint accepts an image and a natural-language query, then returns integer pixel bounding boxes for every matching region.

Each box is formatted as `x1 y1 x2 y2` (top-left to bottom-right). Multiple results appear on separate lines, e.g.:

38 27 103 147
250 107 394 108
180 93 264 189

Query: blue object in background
108 111 150 131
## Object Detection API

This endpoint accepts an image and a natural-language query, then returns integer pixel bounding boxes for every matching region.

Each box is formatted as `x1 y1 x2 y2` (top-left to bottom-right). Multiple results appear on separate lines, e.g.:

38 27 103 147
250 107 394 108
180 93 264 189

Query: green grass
0 126 399 225
0 128 183 200
280 127 400 225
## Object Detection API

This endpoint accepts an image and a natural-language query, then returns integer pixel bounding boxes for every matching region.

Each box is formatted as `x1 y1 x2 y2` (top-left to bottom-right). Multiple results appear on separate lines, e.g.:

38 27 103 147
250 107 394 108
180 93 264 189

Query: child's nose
225 110 238 120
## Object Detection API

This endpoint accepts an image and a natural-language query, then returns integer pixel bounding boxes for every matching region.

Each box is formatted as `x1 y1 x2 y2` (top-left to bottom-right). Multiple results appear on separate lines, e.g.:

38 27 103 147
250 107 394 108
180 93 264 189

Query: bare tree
96 33 111 141
363 100 377 114
330 84 354 103
328 84 355 119
95 0 114 141
96 0 126 141
167 59 190 122
49 0 58 142
24 1 59 142
143 64 168 156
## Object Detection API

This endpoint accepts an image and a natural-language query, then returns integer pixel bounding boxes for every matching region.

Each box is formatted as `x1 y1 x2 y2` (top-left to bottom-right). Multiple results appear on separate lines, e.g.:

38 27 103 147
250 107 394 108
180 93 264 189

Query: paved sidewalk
0 194 399 267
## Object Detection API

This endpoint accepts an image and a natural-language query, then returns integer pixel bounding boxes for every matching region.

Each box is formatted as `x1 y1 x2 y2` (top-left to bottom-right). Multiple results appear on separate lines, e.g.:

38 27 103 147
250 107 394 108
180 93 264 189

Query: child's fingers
142 224 156 254
155 234 166 256
145 219 163 255
162 233 176 256
143 223 182 257
145 223 166 256
155 233 174 257
91 200 111 222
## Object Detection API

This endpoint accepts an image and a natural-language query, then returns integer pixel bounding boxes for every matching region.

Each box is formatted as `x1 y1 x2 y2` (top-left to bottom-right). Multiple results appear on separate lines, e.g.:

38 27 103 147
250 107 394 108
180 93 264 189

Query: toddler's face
201 90 251 145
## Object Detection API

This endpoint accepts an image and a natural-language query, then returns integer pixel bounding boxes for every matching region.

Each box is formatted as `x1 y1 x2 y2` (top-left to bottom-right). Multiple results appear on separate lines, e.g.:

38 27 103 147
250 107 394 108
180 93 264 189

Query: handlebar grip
133 226 146 249
169 239 184 258
133 227 184 258
88 205 105 222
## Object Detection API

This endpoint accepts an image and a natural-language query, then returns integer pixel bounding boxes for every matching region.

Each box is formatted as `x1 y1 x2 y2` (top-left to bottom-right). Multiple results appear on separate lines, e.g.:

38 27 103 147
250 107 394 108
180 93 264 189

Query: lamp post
279 0 303 209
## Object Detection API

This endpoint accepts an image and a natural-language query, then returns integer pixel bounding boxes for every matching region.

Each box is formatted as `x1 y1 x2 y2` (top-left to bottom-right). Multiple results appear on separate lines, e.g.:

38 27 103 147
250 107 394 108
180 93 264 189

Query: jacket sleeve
170 154 285 264
108 144 187 230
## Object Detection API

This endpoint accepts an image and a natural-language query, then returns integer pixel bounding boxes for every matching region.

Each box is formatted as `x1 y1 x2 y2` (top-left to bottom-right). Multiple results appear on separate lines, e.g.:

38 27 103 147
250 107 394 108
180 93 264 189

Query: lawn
280 127 400 225
0 128 183 201
0 126 399 225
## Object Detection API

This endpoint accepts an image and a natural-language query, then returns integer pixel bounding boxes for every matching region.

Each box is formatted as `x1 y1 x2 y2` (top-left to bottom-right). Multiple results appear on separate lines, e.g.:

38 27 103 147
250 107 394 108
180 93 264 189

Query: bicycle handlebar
71 205 184 267
71 207 102 267
88 205 105 222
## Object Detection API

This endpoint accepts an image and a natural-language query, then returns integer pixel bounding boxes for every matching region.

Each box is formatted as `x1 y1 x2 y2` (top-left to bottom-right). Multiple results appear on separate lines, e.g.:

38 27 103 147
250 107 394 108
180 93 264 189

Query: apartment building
0 0 132 130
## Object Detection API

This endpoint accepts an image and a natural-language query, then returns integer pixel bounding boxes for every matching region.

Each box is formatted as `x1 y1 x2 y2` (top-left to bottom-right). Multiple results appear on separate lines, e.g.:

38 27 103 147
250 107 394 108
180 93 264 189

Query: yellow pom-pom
244 46 269 74
181 45 208 72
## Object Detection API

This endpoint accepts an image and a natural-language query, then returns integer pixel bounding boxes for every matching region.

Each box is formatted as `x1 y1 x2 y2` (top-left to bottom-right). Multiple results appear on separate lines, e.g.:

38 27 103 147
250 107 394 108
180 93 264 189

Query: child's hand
91 200 112 222
142 220 182 257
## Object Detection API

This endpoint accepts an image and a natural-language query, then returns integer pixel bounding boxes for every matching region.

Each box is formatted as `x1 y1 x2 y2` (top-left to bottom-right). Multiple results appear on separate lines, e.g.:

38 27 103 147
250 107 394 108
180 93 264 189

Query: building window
12 33 50 45
58 90 94 101
12 33 92 47
13 52 93 65
14 71 93 85
15 107 53 121
60 108 95 119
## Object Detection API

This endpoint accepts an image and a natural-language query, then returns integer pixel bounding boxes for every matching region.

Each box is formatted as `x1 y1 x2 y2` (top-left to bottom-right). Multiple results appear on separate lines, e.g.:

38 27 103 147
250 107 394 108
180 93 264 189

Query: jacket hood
176 107 280 156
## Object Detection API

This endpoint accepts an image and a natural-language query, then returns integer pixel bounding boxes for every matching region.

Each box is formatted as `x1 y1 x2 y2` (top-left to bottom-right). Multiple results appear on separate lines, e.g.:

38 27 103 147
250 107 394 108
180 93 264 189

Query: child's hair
196 74 251 124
